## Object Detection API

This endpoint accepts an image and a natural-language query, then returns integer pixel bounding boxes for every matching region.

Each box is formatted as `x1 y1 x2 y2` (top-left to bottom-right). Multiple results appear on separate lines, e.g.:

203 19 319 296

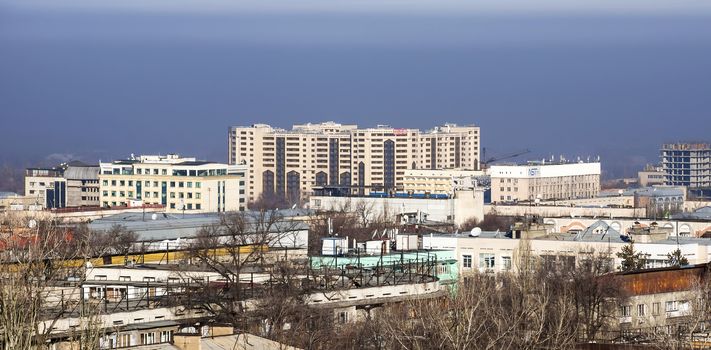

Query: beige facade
490 162 601 203
638 165 665 187
402 169 485 195
24 168 64 207
228 122 480 203
64 165 100 207
99 154 247 213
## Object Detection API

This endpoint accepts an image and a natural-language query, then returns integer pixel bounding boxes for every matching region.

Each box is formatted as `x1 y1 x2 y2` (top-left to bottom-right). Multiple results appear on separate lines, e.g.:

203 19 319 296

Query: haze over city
2 0 711 180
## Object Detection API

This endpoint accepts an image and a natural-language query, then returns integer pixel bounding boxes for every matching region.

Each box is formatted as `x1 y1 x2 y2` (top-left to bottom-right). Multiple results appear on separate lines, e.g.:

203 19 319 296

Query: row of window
620 300 690 318
462 254 513 270
102 180 202 188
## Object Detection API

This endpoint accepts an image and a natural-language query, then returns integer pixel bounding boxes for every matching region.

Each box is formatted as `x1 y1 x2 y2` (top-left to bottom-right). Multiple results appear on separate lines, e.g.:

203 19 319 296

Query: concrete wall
485 204 645 219
545 217 711 238
310 189 484 226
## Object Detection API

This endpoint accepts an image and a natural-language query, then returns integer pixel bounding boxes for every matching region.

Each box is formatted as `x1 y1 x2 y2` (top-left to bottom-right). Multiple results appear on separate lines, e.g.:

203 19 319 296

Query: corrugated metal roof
64 166 99 180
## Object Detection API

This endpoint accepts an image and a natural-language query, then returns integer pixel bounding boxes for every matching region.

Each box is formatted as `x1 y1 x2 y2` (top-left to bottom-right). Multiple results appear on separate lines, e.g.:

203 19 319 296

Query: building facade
64 164 100 207
402 169 486 195
99 154 247 213
489 162 601 203
310 188 485 226
638 164 665 187
661 142 711 198
24 167 65 208
228 122 480 203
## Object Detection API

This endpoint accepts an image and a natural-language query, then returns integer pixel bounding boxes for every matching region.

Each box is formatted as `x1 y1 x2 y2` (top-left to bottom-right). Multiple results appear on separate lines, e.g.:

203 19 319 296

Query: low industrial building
423 221 711 275
309 188 485 226
401 168 485 196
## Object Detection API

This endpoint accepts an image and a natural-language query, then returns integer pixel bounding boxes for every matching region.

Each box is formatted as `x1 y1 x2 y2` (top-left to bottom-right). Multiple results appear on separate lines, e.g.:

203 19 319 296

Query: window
620 305 631 317
462 255 472 269
502 256 512 270
160 331 172 343
338 311 349 324
652 302 660 315
102 180 108 186
117 334 131 347
479 253 495 269
666 301 678 312
637 304 646 317
187 182 192 188
140 332 156 345
195 182 201 188
119 276 131 281
195 193 201 199
196 204 201 210
170 181 175 187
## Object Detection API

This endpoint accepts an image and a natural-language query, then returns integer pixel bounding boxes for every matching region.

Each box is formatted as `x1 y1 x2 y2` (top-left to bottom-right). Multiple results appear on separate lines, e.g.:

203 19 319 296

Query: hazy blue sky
2 0 711 178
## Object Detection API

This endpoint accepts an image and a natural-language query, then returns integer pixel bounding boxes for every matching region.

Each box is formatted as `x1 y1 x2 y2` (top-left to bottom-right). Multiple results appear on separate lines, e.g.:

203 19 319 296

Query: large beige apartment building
228 122 480 203
490 162 601 203
99 154 247 213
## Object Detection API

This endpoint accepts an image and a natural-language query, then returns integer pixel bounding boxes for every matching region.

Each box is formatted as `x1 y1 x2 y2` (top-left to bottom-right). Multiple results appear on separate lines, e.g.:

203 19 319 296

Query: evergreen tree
616 241 647 272
666 248 689 267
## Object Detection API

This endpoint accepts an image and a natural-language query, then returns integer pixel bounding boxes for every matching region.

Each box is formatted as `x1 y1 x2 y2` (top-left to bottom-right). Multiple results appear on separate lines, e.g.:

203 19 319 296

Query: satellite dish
28 219 37 229
470 227 482 237
151 213 157 221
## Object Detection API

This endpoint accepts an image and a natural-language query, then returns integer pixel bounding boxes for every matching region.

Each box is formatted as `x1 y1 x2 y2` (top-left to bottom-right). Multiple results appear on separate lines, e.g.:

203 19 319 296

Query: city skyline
2 0 711 179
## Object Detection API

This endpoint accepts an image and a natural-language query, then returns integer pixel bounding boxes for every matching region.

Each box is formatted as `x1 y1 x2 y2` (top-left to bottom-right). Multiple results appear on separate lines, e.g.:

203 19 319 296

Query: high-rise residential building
661 143 711 198
489 161 601 203
99 154 247 213
228 122 480 203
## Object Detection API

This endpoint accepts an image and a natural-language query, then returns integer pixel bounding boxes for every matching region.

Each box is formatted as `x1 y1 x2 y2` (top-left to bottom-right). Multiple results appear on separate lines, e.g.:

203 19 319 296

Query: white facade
423 233 711 275
490 162 601 202
310 189 485 226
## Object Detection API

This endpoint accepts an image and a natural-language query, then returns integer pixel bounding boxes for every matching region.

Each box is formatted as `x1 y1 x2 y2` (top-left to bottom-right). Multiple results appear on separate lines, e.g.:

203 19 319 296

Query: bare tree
0 216 109 350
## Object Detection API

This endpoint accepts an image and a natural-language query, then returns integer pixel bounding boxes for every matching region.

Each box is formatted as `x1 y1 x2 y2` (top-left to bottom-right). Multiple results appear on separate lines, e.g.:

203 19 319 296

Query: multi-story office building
99 154 247 213
228 122 480 203
661 143 711 198
24 167 65 208
64 163 100 207
489 161 601 203
24 162 101 209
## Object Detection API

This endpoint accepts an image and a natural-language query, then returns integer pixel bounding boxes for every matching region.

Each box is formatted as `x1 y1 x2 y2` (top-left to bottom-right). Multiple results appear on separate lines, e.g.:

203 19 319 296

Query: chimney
172 333 201 350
